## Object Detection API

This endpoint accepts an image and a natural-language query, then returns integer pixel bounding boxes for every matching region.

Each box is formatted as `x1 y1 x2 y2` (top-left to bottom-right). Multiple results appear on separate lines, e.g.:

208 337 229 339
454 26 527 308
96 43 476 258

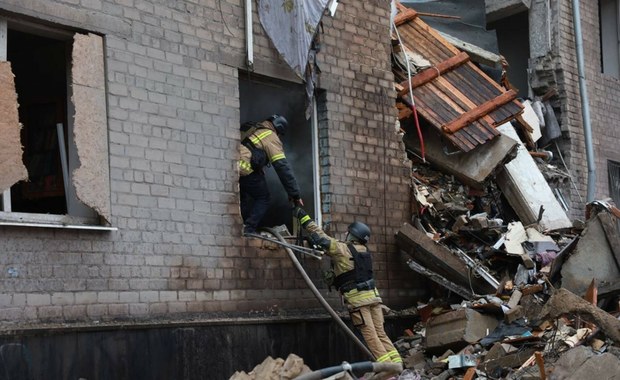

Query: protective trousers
350 303 402 363
239 171 270 233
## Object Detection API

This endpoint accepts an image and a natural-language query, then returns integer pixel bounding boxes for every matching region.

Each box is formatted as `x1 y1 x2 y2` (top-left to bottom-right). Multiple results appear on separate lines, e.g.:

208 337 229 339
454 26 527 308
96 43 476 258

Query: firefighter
293 207 403 365
238 115 303 234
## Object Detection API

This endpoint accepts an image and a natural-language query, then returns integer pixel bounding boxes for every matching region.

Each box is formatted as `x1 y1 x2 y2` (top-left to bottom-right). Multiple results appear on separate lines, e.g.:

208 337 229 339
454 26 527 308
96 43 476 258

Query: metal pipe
262 227 375 360
245 0 254 70
311 97 322 227
571 0 596 202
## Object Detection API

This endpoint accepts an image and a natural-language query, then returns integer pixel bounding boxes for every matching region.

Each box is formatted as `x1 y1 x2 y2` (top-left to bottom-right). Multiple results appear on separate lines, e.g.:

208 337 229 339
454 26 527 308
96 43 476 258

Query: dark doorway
239 73 317 232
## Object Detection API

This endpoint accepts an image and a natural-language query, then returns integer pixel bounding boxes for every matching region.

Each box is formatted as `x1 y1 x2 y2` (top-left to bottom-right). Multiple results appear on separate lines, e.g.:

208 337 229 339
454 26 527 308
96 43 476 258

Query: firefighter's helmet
347 222 371 244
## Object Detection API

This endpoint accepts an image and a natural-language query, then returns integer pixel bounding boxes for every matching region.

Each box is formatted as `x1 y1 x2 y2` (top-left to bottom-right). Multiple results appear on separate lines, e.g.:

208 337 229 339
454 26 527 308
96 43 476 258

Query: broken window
609 160 620 209
600 0 620 78
0 18 111 226
239 73 321 232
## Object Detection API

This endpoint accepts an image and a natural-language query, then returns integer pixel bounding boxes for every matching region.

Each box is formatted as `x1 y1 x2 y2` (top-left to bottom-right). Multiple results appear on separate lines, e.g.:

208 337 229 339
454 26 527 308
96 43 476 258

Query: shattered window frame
0 16 113 230
609 160 620 207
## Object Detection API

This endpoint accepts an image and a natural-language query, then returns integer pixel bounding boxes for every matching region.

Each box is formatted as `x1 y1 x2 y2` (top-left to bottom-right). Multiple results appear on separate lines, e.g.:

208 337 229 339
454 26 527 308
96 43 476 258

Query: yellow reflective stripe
388 350 402 362
249 130 272 144
271 153 285 162
377 352 392 362
238 160 253 173
345 289 377 303
300 215 311 224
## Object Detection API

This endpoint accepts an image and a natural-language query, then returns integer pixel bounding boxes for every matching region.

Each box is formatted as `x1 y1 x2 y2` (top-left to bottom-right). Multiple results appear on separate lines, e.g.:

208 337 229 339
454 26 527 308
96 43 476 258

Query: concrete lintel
486 0 531 24
0 0 130 37
219 50 303 84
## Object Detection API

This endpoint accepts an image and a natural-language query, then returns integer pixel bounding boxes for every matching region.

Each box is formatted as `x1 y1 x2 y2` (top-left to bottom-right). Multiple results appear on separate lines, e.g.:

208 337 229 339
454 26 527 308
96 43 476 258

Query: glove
293 207 311 227
290 197 304 207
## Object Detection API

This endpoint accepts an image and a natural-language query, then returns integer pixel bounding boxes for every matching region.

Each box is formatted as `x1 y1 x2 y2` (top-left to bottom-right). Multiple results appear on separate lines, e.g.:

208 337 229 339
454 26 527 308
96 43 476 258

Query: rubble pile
392 124 620 378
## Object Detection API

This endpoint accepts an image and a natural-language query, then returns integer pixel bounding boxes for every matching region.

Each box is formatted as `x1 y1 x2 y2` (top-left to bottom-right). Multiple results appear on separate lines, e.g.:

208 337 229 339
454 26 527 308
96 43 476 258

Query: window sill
0 212 117 231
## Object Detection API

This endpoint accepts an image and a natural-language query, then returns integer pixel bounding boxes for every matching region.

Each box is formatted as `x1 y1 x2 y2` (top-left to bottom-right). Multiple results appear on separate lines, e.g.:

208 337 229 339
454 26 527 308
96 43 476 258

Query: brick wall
0 0 417 324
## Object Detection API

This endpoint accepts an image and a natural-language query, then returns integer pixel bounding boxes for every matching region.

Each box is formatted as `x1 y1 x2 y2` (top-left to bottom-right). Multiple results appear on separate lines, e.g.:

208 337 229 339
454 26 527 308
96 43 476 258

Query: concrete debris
229 354 311 380
395 100 620 377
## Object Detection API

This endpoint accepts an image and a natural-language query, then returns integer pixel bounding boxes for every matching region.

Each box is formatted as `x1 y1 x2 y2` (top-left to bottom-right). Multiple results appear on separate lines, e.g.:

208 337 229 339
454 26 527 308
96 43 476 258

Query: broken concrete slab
397 223 495 294
403 129 518 189
549 346 620 380
0 61 28 193
495 123 572 230
560 216 620 295
425 308 499 353
485 0 531 24
598 212 620 271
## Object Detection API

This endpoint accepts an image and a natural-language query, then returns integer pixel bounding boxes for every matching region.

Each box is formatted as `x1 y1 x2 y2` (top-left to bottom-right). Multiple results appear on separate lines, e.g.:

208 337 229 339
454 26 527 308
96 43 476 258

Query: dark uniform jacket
303 220 382 309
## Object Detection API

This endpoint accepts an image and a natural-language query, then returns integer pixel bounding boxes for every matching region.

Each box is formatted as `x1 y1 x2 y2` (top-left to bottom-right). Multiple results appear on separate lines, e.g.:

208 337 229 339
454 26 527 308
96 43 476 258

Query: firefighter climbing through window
238 115 304 235
293 207 404 366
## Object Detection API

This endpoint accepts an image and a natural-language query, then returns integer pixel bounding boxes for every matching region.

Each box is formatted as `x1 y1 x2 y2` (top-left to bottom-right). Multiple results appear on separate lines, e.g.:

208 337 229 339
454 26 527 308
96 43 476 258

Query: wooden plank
395 8 418 26
442 90 517 134
598 212 620 271
463 367 477 380
584 279 598 305
397 52 470 95
535 352 547 380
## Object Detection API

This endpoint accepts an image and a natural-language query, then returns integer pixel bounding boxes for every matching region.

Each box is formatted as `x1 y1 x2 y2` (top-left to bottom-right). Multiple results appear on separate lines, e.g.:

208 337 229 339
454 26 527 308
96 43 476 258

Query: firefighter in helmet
293 207 403 365
238 115 303 234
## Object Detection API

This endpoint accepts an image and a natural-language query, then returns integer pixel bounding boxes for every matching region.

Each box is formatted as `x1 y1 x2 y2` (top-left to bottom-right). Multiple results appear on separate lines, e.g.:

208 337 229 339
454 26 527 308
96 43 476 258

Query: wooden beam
535 352 547 380
442 90 518 134
394 8 418 26
397 52 470 96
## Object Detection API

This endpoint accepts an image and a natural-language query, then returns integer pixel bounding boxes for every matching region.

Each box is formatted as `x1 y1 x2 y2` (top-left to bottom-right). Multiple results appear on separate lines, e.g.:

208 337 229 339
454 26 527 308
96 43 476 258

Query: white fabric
258 0 329 79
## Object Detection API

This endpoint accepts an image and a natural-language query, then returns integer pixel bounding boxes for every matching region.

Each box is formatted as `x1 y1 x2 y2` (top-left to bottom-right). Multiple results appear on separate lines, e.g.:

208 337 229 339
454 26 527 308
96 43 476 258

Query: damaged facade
0 0 619 378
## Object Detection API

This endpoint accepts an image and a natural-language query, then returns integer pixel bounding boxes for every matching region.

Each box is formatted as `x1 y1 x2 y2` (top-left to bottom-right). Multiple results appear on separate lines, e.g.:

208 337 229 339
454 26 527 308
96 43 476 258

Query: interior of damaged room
232 1 620 379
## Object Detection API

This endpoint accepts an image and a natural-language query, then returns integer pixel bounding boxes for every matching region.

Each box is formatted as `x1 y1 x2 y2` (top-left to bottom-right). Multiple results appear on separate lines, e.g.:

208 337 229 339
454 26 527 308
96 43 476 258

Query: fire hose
261 227 375 361
293 361 403 380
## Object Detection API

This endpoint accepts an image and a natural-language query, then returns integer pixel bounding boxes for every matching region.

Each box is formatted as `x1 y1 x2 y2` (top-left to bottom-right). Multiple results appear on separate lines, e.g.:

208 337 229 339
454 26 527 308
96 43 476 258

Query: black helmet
348 222 371 244
269 114 288 136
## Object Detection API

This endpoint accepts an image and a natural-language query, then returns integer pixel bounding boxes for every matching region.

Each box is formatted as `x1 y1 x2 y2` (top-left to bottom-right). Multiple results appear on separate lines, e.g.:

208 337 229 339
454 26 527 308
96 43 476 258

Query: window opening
609 160 620 205
0 18 111 226
239 73 319 232
600 0 620 78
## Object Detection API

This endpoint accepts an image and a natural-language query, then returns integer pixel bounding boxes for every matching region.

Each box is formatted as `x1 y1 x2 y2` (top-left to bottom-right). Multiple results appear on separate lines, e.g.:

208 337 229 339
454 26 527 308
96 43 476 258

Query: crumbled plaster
71 33 111 222
0 62 28 193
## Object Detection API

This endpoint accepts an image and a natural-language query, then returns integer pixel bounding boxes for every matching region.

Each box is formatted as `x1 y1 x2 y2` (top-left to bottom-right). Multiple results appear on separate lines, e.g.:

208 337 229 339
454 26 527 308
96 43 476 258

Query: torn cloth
258 0 329 78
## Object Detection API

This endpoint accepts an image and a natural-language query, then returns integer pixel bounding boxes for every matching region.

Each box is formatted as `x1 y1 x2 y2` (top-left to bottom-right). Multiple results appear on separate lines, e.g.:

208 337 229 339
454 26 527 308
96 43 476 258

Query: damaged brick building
0 0 414 377
0 0 619 378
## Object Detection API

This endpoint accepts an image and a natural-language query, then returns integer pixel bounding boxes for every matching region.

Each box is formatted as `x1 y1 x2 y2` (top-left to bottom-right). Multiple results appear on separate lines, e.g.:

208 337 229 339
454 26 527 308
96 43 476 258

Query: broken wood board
402 128 518 189
0 61 28 193
561 215 620 295
482 348 538 373
396 223 495 294
72 33 111 222
520 100 542 142
495 123 572 230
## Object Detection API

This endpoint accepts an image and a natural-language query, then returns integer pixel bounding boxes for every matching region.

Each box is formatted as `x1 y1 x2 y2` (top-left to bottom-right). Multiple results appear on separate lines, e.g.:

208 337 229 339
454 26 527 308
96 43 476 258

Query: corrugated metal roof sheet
393 3 524 152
